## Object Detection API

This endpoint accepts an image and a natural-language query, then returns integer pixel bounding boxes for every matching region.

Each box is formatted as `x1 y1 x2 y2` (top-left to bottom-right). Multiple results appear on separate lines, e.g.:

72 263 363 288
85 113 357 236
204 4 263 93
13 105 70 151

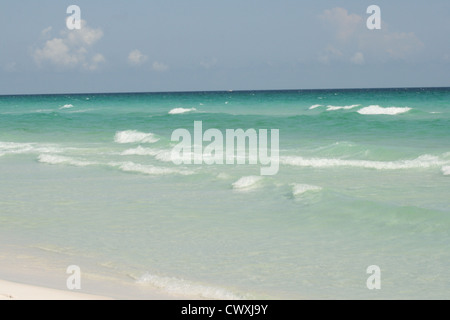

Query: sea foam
442 166 450 176
358 105 411 115
121 146 161 156
137 273 243 300
0 142 34 155
59 104 74 110
309 104 323 110
38 154 95 167
0 142 63 156
114 130 159 144
122 146 210 164
121 147 173 162
326 105 360 111
281 155 447 170
291 183 322 196
115 161 193 176
168 108 196 115
232 176 263 191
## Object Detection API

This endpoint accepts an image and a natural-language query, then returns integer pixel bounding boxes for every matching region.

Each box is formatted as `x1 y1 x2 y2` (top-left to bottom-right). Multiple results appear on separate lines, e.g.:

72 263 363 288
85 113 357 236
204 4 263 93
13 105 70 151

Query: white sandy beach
0 279 112 300
0 243 186 300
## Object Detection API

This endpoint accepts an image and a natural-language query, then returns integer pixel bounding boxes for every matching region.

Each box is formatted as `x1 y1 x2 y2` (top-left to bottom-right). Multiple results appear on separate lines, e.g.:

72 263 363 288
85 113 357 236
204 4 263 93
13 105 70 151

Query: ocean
0 88 449 299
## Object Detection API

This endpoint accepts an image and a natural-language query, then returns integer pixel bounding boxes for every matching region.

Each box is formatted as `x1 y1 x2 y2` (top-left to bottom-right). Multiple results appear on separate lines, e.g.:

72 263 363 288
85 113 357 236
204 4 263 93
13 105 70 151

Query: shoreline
0 279 112 300
0 242 192 300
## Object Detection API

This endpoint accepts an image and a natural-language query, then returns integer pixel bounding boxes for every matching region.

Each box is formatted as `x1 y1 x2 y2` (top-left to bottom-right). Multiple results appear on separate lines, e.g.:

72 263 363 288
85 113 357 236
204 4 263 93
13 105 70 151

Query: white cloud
32 20 105 71
128 49 148 66
318 7 423 64
350 52 365 65
319 7 363 42
362 32 423 60
152 61 169 72
34 38 77 66
65 24 103 47
41 26 53 37
318 45 343 64
84 53 105 71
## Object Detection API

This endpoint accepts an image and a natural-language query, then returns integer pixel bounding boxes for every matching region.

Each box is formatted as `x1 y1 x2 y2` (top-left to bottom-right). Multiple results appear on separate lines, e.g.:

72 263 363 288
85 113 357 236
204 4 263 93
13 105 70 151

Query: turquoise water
0 88 449 299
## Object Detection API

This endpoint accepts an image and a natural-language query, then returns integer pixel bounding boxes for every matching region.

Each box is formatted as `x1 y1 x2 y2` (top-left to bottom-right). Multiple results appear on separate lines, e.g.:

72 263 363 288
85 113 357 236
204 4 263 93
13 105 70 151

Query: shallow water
0 88 449 299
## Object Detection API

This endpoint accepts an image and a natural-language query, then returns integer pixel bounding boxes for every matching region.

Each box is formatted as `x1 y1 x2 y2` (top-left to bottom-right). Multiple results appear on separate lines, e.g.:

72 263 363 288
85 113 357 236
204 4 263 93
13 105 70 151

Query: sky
0 0 449 94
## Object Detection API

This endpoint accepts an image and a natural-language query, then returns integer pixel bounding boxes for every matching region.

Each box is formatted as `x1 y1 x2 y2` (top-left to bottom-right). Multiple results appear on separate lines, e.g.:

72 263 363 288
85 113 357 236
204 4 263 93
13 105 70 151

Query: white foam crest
114 130 159 144
326 104 360 111
442 166 450 176
122 147 211 164
309 104 323 110
121 147 174 162
168 107 196 115
59 104 74 110
121 146 160 156
0 142 63 155
0 142 33 154
358 105 411 115
114 161 193 176
232 176 263 191
154 151 175 162
38 154 95 167
137 273 242 300
281 155 448 170
291 183 322 196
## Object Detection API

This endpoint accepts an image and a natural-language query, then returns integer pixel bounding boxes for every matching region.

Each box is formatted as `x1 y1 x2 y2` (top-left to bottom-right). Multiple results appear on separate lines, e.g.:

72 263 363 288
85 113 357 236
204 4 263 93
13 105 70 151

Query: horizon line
1 86 449 97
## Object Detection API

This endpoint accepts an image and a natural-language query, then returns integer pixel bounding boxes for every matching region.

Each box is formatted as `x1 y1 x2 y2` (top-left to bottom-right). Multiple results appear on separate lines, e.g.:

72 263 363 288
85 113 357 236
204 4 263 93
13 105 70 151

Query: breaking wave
121 147 173 162
326 105 360 111
232 176 263 191
291 183 322 197
358 105 411 115
112 161 194 176
169 108 197 115
0 142 63 156
38 154 95 167
281 154 448 170
442 166 450 176
137 273 242 300
114 130 159 144
59 104 74 110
